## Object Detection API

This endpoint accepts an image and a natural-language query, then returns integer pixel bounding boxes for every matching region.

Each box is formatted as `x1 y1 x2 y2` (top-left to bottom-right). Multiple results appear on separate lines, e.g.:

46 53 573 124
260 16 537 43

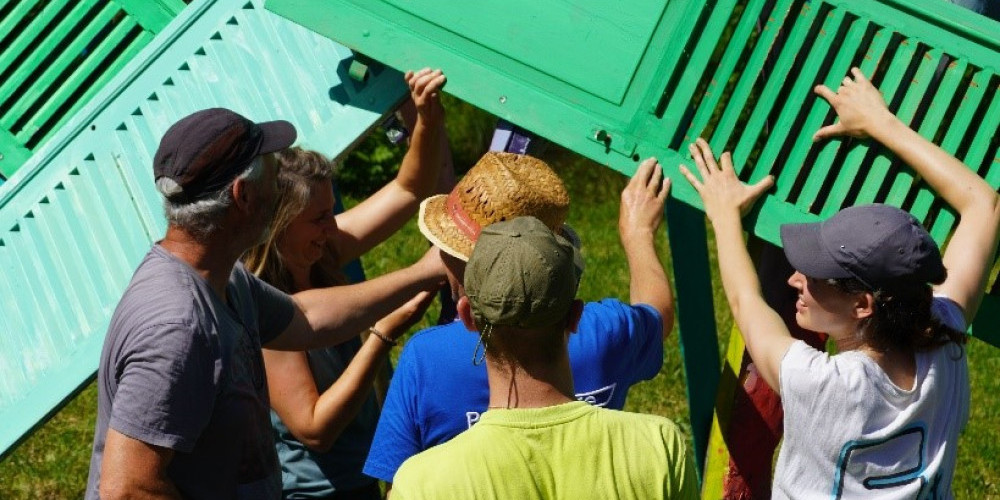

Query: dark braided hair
827 277 966 353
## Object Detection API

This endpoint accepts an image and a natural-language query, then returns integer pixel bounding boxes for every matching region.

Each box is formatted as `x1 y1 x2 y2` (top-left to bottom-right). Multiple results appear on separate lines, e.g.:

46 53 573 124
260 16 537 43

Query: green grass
2 133 998 499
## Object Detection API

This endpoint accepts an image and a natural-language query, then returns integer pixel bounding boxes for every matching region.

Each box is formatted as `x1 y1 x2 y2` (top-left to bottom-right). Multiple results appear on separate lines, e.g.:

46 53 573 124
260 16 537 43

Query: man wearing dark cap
85 108 446 499
391 216 697 499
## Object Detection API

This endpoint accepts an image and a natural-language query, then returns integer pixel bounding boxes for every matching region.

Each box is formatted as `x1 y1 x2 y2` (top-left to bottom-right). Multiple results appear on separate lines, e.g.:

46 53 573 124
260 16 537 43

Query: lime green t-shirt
392 401 697 500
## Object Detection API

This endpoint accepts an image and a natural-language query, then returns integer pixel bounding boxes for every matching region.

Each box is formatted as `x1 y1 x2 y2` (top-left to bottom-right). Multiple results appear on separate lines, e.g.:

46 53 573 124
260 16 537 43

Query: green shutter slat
732 1 822 169
907 58 969 220
710 0 799 167
0 0 75 74
28 30 157 149
881 48 943 207
0 129 31 178
111 0 186 33
928 69 994 242
0 0 45 44
658 0 741 135
928 89 1000 240
0 3 120 129
683 0 771 151
851 38 919 206
759 8 850 201
5 9 134 136
793 16 869 212
818 26 895 217
0 0 102 132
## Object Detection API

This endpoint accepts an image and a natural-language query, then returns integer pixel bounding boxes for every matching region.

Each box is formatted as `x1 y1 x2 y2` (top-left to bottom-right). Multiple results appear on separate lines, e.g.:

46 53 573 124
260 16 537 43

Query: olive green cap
464 216 582 329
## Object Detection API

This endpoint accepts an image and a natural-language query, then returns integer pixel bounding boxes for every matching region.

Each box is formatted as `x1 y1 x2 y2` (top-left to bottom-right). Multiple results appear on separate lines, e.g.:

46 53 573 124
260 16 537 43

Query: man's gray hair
156 157 266 240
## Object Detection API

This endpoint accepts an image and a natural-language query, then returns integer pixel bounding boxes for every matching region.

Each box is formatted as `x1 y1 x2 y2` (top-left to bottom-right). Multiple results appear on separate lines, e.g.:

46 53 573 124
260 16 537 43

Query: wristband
368 326 397 346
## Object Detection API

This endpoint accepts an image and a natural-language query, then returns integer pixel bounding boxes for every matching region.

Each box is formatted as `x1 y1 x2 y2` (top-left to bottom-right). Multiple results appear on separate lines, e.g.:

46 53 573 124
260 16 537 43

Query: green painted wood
115 0 187 32
0 0 74 73
20 30 157 146
792 17 868 211
852 38 919 206
0 0 186 178
0 0 44 40
0 0 105 111
657 0 740 135
818 26 894 218
907 59 970 219
880 49 939 207
733 0 822 173
0 0 407 458
709 0 798 163
928 69 993 243
764 8 848 200
0 129 31 179
666 200 720 482
3 7 133 132
684 0 771 149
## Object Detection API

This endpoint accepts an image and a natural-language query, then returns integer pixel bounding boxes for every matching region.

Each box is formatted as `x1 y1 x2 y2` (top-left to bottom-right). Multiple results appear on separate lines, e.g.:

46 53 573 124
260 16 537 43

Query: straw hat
418 152 570 261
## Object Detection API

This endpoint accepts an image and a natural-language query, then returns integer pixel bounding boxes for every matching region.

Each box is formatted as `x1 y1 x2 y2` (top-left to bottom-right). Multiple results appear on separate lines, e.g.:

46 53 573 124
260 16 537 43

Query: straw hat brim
418 195 475 261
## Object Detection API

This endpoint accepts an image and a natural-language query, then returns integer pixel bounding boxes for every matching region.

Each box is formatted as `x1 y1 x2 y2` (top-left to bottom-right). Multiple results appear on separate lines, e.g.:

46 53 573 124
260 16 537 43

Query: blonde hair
243 147 346 292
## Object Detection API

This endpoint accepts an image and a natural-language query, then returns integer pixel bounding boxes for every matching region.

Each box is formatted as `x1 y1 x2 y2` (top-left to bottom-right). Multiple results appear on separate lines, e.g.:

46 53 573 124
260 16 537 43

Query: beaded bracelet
368 326 397 346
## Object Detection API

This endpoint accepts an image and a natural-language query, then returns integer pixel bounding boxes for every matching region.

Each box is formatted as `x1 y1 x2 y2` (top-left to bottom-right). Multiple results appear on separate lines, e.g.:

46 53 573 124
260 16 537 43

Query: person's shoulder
395 429 477 478
116 251 201 319
582 298 661 322
406 321 476 348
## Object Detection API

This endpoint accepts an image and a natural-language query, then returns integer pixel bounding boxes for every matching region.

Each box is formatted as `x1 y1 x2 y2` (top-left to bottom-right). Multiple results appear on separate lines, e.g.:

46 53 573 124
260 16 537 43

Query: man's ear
456 296 478 332
230 177 253 213
853 292 875 320
565 299 584 334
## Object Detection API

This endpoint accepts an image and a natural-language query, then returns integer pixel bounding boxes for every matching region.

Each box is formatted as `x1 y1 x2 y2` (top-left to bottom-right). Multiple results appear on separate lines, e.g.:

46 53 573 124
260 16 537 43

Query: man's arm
100 429 180 499
266 248 445 351
619 158 674 339
814 68 1000 323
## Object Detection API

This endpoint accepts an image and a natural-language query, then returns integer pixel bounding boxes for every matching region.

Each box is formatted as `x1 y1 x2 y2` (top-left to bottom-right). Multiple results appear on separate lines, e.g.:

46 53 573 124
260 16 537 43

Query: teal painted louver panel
0 0 187 180
267 0 1000 346
0 0 406 459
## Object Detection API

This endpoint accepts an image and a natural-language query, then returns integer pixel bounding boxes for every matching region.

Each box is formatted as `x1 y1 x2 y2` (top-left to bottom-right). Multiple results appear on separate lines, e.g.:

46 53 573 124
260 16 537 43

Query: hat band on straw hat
446 190 482 241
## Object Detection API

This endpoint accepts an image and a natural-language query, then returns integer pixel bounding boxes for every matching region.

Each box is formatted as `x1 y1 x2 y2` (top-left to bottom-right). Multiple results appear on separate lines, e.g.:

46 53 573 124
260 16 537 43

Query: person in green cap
390 214 698 500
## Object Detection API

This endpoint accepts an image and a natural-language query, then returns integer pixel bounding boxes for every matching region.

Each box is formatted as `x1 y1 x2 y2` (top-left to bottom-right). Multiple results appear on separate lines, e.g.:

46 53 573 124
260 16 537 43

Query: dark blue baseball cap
780 204 946 290
153 108 296 202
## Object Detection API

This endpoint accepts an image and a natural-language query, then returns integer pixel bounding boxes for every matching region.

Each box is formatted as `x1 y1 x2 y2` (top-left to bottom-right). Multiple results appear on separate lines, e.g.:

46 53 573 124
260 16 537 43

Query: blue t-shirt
363 298 663 483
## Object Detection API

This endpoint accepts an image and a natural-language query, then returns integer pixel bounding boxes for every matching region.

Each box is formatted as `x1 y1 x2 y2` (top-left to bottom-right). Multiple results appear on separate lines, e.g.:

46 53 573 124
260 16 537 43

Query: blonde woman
244 68 449 499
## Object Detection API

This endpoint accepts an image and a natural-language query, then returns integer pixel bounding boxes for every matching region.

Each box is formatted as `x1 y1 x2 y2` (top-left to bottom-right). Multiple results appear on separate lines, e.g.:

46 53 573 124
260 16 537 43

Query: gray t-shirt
86 245 295 499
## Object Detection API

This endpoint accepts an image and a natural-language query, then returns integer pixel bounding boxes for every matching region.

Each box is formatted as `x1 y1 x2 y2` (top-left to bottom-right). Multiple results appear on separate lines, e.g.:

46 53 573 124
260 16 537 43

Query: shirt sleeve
363 341 424 482
589 299 664 383
109 321 219 452
779 341 868 424
246 268 295 345
931 295 967 332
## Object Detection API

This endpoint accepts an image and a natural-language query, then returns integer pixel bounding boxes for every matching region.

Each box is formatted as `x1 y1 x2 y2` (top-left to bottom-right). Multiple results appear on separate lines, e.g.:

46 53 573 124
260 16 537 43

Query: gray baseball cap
464 216 582 329
780 204 945 290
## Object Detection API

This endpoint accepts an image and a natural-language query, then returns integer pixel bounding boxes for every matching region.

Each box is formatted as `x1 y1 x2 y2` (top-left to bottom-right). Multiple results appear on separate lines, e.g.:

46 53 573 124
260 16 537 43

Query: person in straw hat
391 215 697 499
364 153 678 490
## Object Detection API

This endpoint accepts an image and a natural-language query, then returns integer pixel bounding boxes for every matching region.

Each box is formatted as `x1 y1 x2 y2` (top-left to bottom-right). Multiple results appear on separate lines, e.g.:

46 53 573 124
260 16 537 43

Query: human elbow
295 427 337 453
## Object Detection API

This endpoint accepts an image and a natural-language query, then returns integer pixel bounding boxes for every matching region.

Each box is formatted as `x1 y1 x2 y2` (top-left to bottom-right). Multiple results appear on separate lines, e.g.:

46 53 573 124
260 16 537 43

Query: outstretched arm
264 291 435 452
619 158 674 338
269 247 445 350
334 69 449 264
814 68 1000 322
679 139 790 393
